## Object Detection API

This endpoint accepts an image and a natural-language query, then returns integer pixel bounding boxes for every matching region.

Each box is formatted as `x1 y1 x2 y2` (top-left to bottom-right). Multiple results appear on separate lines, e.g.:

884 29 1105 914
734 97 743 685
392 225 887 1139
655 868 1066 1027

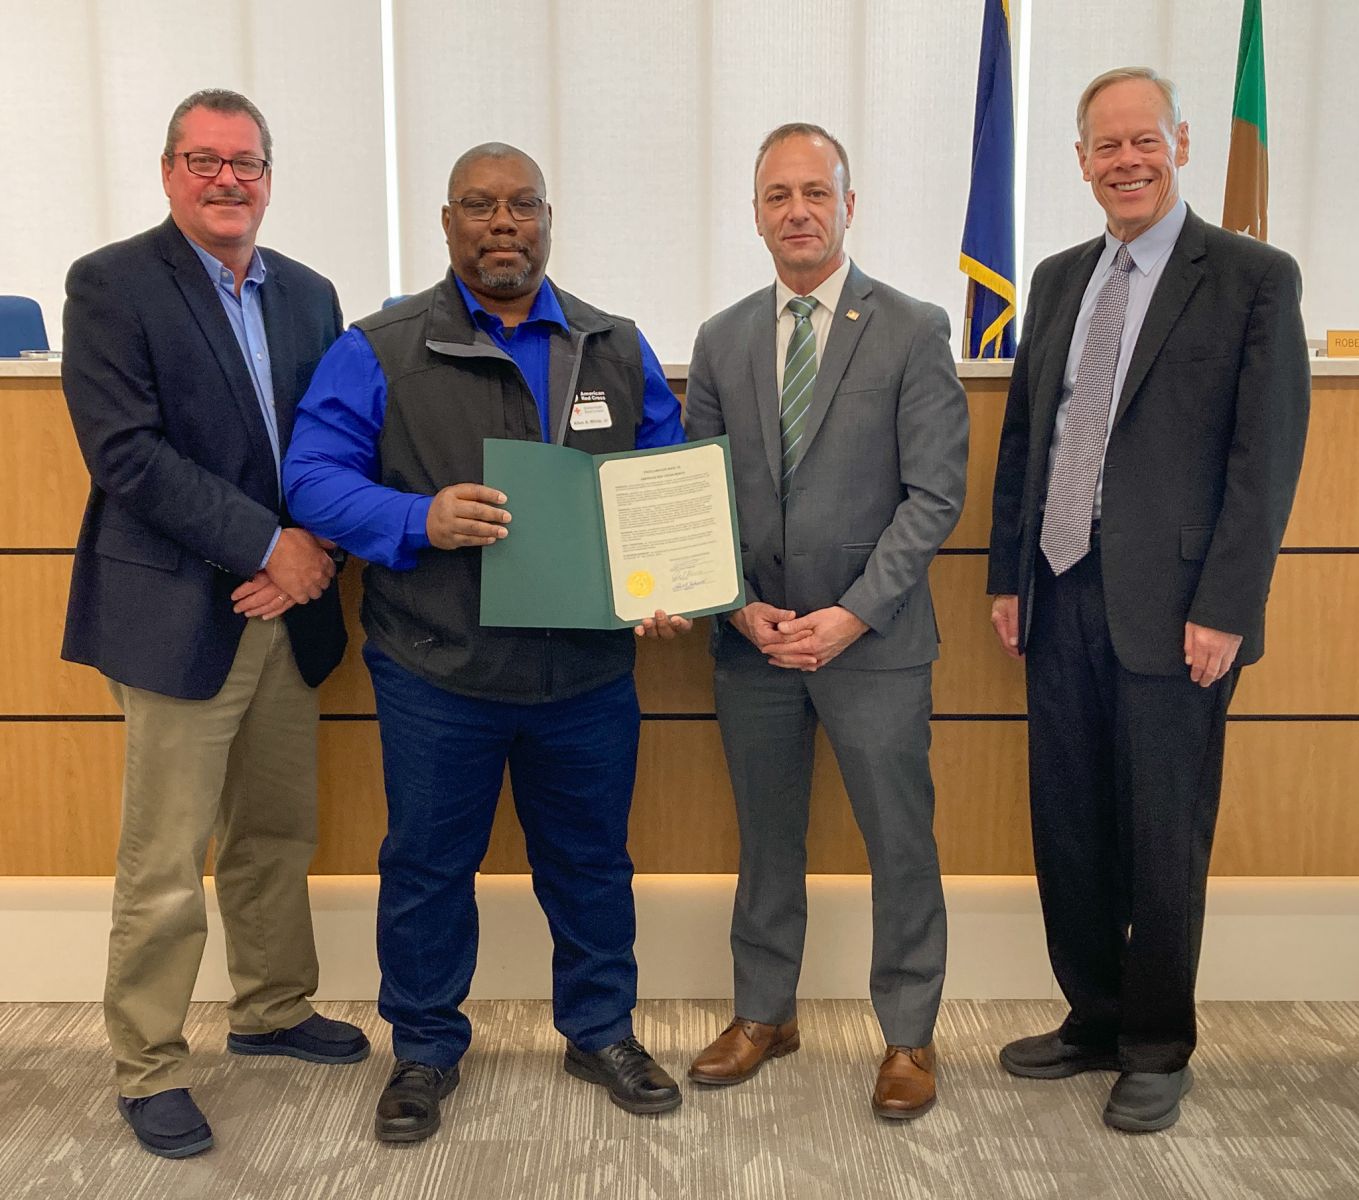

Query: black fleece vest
354 274 646 702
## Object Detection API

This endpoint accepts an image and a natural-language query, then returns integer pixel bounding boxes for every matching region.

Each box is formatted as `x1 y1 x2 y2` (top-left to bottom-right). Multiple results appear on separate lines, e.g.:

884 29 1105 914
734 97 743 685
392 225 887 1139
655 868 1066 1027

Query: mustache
204 187 249 203
479 241 530 256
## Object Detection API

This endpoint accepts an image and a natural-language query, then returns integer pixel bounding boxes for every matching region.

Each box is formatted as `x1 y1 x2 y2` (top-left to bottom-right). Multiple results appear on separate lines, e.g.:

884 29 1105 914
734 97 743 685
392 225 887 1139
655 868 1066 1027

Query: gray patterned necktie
780 296 818 491
1040 244 1136 575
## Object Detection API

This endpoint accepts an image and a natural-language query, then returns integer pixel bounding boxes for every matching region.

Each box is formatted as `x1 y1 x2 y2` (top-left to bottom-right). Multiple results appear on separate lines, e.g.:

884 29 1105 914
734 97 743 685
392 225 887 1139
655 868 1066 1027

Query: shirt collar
775 257 852 318
454 274 568 334
188 239 266 291
1104 198 1187 276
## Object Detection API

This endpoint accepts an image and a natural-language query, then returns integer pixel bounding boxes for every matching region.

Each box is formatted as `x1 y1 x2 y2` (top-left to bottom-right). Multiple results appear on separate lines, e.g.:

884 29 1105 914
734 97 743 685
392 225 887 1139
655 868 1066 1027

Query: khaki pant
104 617 320 1097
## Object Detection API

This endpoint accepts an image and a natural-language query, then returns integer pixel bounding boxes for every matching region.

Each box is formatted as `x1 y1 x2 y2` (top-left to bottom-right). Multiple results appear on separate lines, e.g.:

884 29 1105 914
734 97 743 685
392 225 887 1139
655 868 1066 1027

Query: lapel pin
846 309 860 321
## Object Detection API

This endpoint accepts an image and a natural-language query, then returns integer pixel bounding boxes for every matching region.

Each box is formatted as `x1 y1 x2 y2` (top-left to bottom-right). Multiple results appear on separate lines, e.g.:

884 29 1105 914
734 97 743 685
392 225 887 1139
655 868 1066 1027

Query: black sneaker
374 1059 461 1143
117 1089 214 1159
999 1029 1120 1079
1104 1067 1194 1133
564 1036 682 1114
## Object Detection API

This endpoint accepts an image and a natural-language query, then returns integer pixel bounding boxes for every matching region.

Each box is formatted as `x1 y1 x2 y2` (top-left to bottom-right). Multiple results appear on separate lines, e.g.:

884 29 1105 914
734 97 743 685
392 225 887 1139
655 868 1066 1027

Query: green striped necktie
780 295 818 491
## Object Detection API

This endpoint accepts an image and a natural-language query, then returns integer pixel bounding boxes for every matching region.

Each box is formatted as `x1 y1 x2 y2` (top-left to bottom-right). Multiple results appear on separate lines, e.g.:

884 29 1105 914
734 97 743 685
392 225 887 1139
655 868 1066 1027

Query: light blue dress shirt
1048 198 1188 517
189 239 281 565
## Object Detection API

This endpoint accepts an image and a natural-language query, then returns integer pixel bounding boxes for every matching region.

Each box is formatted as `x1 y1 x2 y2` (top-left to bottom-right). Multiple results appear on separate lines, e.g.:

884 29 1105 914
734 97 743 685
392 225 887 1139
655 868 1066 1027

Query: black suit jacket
61 217 347 699
988 208 1310 675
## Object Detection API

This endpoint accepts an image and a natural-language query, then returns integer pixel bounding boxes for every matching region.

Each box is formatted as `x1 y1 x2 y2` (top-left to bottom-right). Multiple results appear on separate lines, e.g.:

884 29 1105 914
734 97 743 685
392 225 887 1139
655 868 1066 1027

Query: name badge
570 394 613 430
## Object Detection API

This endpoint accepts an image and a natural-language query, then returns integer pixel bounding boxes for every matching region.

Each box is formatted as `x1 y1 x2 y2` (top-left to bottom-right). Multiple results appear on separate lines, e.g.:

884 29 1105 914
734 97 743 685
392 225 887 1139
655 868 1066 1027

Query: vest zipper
553 330 590 445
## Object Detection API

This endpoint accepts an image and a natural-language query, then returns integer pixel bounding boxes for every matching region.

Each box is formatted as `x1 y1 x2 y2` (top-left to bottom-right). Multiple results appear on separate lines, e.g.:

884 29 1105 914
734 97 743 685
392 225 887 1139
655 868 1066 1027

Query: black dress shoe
1103 1067 1193 1133
999 1029 1120 1079
117 1088 214 1159
228 1012 371 1064
374 1059 461 1143
564 1036 682 1114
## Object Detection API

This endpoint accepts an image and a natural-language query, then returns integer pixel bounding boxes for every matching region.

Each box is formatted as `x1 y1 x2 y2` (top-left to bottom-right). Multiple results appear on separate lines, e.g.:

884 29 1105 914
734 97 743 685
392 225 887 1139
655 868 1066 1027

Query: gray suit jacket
685 262 969 670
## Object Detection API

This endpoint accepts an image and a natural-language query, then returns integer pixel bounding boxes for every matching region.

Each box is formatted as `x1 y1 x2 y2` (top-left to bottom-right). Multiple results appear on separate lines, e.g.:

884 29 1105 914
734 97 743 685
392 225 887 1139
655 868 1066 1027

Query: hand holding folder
479 437 745 630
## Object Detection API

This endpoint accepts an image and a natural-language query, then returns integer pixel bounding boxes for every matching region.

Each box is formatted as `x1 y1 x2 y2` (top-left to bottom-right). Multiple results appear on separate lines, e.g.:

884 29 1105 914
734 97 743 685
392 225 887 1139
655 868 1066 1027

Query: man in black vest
285 143 688 1141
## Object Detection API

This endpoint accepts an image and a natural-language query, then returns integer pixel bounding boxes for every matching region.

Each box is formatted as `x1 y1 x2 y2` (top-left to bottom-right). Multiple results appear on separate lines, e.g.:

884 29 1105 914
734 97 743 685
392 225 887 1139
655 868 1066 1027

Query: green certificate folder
480 436 746 629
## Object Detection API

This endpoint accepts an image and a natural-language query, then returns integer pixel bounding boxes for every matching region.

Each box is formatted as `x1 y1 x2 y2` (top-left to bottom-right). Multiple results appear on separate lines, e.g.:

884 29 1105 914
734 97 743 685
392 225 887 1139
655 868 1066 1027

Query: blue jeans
365 645 641 1067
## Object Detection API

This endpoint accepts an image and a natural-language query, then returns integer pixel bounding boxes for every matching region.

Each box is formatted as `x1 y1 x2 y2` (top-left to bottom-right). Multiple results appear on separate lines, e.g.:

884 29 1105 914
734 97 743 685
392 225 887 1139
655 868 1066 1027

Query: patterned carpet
2 999 1358 1199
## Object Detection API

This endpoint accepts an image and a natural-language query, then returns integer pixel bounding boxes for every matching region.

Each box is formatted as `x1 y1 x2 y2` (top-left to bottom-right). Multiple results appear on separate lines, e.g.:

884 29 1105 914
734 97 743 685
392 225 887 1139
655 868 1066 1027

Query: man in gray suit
684 123 968 1118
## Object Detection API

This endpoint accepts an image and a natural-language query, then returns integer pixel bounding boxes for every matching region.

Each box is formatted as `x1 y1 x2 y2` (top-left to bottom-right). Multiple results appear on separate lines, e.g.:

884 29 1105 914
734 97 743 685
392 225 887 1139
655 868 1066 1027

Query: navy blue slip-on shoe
117 1089 214 1159
227 1012 371 1064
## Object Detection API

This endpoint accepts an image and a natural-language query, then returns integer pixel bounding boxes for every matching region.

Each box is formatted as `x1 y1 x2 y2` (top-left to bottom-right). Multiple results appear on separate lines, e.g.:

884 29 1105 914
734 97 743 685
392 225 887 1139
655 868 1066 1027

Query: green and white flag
1223 0 1268 240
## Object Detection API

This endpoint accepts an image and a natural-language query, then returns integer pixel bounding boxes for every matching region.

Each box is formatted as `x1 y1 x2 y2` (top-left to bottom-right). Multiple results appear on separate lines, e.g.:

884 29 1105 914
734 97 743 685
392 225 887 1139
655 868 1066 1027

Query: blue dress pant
365 645 640 1067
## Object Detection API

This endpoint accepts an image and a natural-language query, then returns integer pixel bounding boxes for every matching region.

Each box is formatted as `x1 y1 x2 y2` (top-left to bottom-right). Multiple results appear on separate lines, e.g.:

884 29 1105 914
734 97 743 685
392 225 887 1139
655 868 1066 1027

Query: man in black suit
988 67 1308 1132
61 88 368 1159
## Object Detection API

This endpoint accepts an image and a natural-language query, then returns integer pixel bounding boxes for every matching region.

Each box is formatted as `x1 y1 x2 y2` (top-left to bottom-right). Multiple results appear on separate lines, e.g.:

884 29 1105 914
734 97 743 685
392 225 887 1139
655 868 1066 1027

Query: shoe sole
688 1038 801 1087
1103 1103 1183 1133
563 1053 683 1114
1103 1070 1194 1134
872 1094 937 1122
375 1073 460 1144
129 1131 214 1159
375 1116 441 1145
227 1039 371 1065
999 1048 1120 1080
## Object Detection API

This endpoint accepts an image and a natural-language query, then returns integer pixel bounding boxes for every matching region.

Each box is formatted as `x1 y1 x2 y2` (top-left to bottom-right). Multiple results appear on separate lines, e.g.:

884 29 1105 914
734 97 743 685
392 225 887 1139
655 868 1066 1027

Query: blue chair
381 295 408 309
0 296 49 357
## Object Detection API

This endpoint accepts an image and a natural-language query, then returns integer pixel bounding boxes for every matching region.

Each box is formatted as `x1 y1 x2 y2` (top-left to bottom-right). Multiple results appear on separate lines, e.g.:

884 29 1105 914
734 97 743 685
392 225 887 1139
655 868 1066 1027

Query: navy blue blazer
61 217 347 699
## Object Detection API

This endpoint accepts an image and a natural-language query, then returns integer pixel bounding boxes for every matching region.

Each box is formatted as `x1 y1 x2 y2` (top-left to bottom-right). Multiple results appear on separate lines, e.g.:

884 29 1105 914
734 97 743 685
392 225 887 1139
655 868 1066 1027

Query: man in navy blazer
61 89 367 1159
988 68 1309 1132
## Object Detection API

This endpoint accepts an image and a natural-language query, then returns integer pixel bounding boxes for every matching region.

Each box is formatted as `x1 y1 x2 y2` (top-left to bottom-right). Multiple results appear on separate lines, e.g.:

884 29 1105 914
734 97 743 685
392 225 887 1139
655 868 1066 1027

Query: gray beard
475 260 532 291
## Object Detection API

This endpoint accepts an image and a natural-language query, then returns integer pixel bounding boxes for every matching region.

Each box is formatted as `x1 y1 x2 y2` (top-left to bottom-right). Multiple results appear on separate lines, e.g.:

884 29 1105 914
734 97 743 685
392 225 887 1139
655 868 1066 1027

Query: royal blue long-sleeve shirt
284 281 684 570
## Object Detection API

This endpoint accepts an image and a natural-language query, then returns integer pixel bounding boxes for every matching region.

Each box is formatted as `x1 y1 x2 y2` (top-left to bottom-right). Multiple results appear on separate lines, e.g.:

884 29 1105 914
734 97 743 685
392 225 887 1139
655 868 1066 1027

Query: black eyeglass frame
167 152 272 182
446 195 547 222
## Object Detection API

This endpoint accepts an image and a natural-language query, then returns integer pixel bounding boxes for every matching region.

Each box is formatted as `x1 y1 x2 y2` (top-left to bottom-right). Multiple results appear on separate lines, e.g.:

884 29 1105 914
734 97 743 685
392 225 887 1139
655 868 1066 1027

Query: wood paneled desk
3 359 1355 877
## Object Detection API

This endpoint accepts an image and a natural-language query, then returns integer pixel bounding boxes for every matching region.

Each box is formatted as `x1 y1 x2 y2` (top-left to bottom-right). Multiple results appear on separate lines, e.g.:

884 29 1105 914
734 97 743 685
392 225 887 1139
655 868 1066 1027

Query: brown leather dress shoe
688 1017 800 1086
871 1043 937 1120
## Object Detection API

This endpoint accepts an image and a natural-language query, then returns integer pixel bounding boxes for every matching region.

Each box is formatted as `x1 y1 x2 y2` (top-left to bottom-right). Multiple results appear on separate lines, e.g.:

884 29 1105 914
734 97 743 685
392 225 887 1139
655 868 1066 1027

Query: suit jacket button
773 554 782 566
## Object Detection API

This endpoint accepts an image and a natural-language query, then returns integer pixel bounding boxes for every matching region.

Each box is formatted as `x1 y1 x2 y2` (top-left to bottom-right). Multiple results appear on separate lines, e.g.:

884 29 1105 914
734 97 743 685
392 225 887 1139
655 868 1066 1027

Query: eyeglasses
169 152 270 182
447 195 545 222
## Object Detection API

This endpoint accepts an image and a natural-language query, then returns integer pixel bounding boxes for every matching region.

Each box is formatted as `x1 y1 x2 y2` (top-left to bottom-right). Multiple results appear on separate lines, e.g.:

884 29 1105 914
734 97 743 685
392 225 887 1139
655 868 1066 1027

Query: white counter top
658 358 1359 381
0 359 62 377
4 357 1356 381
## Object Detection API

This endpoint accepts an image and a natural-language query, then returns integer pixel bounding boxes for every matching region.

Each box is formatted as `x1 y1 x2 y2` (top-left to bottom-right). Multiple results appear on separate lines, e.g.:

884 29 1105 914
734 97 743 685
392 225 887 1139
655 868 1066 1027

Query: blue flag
960 0 1017 358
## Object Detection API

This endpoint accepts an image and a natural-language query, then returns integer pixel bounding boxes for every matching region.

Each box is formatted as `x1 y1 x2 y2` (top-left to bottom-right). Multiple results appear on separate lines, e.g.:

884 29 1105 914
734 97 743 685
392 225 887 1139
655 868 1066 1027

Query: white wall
1023 0 1356 346
1 0 389 342
7 875 1359 1001
3 1 1355 360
